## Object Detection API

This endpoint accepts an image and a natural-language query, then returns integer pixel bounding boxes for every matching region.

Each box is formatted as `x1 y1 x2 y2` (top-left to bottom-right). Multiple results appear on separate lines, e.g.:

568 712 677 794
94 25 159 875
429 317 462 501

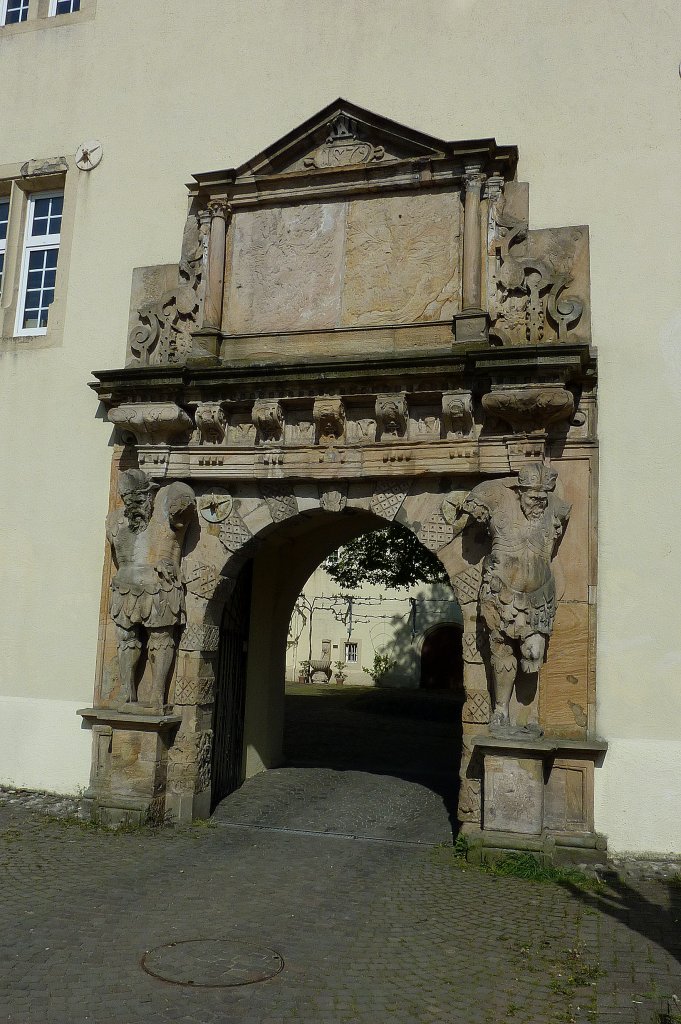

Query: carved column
462 168 486 312
203 200 229 330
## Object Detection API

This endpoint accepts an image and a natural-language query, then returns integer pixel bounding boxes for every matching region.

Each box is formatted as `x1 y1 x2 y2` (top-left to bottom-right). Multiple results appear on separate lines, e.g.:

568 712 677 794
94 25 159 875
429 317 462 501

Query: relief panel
223 203 345 334
341 191 461 326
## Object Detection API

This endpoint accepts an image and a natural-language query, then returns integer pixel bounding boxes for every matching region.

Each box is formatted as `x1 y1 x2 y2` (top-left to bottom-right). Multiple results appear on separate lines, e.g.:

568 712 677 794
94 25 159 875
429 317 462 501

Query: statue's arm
165 483 196 530
552 497 572 545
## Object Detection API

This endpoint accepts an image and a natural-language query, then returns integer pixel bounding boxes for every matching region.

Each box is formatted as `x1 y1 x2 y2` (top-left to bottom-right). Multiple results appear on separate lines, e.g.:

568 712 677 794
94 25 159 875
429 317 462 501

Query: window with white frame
48 0 80 14
1 0 29 24
345 642 358 664
15 191 63 335
0 198 9 295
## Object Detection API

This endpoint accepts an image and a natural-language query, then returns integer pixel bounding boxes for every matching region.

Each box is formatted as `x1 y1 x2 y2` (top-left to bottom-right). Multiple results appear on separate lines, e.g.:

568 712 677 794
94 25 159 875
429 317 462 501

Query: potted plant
333 660 347 685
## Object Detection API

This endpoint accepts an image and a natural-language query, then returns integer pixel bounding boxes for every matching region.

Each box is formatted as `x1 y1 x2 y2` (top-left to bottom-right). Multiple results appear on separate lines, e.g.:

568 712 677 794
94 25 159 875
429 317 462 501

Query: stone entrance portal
79 100 604 859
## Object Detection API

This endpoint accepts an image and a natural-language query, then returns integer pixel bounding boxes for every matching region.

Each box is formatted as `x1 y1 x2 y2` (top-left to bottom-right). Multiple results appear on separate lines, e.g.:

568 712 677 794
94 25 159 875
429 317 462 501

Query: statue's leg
146 627 176 709
116 625 142 703
520 633 546 674
488 632 516 726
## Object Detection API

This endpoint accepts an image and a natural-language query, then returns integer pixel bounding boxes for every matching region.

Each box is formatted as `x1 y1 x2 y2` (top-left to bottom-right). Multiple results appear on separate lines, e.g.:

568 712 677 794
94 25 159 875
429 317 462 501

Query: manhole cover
141 938 284 987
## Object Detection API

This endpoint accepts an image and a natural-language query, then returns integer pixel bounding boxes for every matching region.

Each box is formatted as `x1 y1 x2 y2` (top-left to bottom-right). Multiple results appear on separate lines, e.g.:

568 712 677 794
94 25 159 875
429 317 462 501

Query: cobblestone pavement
1 685 680 1024
1 786 681 1024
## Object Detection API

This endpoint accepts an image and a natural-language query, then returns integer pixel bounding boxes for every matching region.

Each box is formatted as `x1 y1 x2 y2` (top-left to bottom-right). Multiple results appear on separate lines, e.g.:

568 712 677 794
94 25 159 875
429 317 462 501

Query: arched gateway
79 101 605 861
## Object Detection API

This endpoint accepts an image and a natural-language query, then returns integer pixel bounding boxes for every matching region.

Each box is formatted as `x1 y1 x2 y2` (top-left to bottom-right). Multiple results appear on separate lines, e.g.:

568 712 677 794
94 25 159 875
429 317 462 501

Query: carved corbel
313 397 346 445
482 386 574 434
375 394 408 440
442 391 474 439
108 402 193 445
195 402 226 445
252 399 284 443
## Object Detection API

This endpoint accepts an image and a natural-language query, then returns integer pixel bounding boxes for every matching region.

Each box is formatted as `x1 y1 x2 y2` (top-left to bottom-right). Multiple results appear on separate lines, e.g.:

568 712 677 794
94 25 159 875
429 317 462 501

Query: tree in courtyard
322 522 450 590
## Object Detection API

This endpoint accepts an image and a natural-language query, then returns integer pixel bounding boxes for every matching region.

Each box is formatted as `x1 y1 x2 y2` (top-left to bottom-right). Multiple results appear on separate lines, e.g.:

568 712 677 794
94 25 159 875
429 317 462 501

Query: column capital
484 175 505 200
207 199 230 221
463 168 486 194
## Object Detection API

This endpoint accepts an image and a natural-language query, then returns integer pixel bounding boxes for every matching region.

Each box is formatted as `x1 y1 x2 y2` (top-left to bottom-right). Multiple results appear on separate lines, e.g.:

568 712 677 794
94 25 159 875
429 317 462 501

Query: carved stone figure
252 399 284 443
195 402 227 444
375 394 408 440
460 463 570 732
442 391 474 439
313 397 345 445
107 470 196 708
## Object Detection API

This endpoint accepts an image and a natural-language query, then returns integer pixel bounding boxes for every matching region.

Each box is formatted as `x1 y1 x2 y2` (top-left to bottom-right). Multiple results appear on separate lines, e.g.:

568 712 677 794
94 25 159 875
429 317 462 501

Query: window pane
0 253 4 292
21 247 59 331
0 200 8 242
55 0 80 11
5 0 29 23
31 195 63 238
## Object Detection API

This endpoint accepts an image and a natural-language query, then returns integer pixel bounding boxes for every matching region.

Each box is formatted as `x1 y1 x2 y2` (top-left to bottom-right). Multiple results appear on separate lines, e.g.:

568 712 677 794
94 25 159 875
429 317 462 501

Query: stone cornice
91 343 596 406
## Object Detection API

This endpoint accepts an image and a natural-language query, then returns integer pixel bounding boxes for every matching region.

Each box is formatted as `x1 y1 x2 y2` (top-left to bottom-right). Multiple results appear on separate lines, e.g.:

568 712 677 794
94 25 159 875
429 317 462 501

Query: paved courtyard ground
1 684 680 1024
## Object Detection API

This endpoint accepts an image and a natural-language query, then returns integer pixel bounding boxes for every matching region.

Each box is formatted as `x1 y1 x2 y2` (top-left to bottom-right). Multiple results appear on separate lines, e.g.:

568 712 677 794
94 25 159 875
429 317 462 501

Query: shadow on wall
366 583 463 690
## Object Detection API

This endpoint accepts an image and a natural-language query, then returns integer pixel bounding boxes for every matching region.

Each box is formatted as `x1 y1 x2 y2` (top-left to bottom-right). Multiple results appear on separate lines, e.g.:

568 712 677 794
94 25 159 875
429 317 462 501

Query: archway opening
211 510 465 842
420 624 464 693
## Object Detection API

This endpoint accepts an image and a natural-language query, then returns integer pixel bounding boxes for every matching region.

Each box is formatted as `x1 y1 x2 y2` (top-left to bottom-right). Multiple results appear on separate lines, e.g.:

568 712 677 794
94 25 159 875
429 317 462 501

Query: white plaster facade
0 0 679 854
285 565 462 688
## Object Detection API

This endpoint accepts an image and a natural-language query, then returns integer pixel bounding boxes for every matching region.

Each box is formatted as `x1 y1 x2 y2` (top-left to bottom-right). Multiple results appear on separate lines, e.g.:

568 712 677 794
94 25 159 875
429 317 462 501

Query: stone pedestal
453 310 489 344
78 706 181 826
468 734 608 864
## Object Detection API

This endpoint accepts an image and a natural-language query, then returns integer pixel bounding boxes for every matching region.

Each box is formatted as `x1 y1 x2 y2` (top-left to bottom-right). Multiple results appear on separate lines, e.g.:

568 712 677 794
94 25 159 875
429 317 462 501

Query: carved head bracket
313 397 346 445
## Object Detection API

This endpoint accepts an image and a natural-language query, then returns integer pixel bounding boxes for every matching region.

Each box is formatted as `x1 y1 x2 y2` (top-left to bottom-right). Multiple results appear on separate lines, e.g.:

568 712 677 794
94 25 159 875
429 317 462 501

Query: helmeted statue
107 469 195 708
461 463 570 731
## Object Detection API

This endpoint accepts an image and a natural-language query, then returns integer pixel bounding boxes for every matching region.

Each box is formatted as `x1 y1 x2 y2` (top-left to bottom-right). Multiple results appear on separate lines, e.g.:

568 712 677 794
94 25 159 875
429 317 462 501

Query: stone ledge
472 734 608 758
77 707 182 729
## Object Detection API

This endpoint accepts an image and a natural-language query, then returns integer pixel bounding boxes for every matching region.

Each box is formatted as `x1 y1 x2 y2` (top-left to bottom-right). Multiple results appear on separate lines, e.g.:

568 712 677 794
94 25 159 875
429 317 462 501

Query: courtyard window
48 0 80 13
345 642 358 664
1 0 28 24
15 191 62 335
0 198 9 294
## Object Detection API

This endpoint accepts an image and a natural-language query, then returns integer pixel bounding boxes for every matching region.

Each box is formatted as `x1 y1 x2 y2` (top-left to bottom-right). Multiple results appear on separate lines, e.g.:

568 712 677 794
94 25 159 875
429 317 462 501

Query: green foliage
323 522 449 589
487 851 603 891
363 652 397 685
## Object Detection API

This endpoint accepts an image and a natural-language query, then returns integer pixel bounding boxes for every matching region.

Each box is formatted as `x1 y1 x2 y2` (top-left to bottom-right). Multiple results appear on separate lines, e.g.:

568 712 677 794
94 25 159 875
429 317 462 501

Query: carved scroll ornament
129 218 206 366
490 196 584 345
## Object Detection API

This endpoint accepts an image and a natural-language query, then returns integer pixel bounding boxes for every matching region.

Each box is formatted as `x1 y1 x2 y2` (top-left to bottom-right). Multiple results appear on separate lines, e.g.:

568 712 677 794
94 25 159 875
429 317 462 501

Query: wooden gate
211 561 253 809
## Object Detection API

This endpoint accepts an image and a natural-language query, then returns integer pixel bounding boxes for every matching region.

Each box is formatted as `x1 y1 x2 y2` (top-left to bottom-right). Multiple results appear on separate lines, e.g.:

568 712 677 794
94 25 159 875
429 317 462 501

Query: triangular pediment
235 99 450 178
189 100 512 185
